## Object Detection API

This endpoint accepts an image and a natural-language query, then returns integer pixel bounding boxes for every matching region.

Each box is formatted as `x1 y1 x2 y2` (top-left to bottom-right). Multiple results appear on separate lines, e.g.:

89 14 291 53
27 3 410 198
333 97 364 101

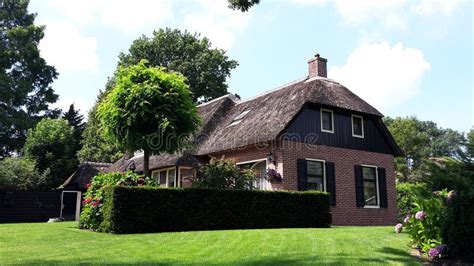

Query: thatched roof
107 152 202 172
109 76 395 171
61 162 111 189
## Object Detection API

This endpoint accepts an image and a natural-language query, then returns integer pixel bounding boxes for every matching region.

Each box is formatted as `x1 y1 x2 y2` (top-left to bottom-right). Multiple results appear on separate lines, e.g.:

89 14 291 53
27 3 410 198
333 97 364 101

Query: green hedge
99 187 331 233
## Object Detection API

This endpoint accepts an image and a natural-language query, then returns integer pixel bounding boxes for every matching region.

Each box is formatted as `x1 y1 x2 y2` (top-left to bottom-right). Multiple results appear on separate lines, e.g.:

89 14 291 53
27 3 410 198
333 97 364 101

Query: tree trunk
143 149 150 177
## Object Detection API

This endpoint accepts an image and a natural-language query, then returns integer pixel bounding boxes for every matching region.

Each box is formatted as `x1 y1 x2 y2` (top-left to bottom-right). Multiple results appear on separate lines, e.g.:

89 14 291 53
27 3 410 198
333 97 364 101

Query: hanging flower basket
266 168 282 182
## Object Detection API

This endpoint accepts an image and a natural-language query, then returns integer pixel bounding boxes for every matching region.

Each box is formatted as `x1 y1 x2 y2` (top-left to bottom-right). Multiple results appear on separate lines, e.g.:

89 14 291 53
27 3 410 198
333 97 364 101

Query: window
228 110 251 127
237 160 268 190
352 115 364 138
362 166 378 206
306 159 326 191
152 168 177 188
320 109 334 133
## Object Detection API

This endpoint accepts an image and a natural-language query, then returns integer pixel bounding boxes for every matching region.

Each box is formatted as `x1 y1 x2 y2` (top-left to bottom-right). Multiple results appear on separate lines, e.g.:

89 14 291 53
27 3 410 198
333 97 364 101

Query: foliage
22 118 76 188
396 182 430 221
62 104 85 154
400 190 449 255
0 157 48 190
78 87 123 163
78 171 155 230
385 116 465 182
191 158 256 189
97 186 331 233
228 0 260 12
118 28 238 103
97 60 200 176
0 0 59 157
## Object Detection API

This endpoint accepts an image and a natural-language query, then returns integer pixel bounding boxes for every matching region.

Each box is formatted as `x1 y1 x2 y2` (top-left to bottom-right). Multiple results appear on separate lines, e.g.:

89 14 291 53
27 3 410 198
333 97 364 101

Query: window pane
363 167 376 180
307 161 323 176
353 116 363 136
168 169 176 187
159 172 167 186
322 111 333 131
308 177 324 191
364 181 377 205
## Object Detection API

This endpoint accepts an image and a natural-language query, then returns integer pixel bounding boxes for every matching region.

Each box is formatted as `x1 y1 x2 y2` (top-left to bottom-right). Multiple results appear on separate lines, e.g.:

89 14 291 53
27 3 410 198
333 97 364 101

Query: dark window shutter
378 167 388 208
354 165 365 207
297 159 307 191
325 162 336 206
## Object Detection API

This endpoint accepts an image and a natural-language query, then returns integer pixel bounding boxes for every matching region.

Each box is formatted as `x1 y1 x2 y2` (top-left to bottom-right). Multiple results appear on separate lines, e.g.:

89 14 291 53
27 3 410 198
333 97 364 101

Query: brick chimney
308 53 327 78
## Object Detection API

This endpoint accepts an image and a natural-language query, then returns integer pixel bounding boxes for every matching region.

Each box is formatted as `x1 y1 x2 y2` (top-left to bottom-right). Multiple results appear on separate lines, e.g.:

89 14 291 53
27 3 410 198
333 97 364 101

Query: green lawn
0 222 419 265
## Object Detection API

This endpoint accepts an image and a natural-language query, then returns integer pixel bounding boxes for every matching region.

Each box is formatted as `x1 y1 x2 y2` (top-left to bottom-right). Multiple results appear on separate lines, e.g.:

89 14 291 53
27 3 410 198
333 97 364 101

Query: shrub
442 191 474 262
98 186 331 233
78 171 156 230
396 182 430 220
191 158 256 189
0 157 49 190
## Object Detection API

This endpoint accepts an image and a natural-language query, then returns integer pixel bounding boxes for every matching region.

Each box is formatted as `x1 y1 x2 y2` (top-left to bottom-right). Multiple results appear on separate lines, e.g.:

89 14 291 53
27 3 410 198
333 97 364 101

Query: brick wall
198 141 397 226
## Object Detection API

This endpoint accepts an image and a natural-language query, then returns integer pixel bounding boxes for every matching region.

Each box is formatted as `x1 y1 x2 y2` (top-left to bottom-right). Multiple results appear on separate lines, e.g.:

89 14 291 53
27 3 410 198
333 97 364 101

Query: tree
385 116 465 181
62 104 85 154
118 28 238 103
0 157 48 190
0 0 59 157
22 118 76 188
228 0 260 12
78 90 124 163
97 61 200 177
191 158 256 190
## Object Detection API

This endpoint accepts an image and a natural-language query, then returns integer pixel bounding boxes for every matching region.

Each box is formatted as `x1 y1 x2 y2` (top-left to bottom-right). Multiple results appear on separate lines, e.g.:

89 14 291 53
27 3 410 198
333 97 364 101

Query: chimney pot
308 53 327 78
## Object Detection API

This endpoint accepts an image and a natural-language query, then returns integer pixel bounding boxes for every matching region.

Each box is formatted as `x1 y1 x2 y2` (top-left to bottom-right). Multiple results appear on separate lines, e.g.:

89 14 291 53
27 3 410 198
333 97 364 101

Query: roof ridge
236 76 307 104
197 94 239 107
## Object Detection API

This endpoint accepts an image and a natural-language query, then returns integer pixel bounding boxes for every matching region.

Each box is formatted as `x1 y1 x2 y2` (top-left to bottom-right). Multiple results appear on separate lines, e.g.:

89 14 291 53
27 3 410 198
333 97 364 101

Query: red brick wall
204 141 397 226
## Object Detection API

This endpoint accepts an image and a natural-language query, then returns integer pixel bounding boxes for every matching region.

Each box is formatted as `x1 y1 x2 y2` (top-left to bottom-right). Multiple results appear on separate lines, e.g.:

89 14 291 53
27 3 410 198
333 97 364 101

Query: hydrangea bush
79 171 156 230
394 189 453 259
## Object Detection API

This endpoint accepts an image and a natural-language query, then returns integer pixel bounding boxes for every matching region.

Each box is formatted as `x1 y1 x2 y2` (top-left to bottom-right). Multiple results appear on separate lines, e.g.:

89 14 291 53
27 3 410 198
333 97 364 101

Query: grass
0 222 420 265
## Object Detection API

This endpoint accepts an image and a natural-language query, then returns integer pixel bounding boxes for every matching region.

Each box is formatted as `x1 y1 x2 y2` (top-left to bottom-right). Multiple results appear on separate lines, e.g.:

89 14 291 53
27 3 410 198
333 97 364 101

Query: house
108 54 403 226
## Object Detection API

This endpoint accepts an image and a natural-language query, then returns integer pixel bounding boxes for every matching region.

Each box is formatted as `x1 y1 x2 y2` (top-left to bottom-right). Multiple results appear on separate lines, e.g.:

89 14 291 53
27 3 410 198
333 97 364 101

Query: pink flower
137 178 145 184
403 215 411 224
428 248 439 258
86 183 91 188
415 211 426 220
395 223 403 233
82 198 91 204
90 201 99 207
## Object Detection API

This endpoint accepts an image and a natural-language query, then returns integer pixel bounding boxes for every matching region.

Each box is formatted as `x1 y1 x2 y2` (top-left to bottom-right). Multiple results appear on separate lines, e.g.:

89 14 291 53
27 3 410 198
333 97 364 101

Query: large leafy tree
22 118 77 188
98 61 200 177
0 0 59 157
385 116 465 181
78 86 124 163
118 28 238 103
62 103 85 154
228 0 260 12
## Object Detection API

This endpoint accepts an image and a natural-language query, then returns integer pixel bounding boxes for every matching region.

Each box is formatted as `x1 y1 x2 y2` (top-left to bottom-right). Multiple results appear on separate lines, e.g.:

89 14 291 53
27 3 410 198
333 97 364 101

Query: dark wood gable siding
281 104 395 155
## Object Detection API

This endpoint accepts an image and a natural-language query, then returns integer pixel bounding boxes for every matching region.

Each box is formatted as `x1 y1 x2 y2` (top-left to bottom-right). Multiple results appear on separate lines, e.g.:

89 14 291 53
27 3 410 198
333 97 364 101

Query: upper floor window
320 108 334 133
352 115 364 138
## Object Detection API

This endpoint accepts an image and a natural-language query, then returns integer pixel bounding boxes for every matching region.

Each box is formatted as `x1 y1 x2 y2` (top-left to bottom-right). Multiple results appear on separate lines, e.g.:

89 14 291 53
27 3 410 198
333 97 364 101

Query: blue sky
28 0 472 132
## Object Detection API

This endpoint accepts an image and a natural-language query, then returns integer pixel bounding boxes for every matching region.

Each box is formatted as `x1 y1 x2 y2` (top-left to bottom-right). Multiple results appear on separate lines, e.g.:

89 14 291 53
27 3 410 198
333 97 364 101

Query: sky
28 0 473 132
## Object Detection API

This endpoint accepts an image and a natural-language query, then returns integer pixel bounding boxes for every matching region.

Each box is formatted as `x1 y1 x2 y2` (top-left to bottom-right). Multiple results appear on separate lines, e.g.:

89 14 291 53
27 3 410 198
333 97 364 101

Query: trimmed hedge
99 187 331 233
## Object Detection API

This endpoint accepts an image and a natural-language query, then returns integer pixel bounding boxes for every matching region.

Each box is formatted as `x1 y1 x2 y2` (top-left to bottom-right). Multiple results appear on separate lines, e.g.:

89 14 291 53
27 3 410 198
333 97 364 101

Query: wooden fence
0 191 62 223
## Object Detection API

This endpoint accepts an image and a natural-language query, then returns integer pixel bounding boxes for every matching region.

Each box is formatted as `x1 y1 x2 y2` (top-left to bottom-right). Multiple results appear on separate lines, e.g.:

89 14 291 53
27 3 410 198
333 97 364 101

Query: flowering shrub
395 189 452 259
78 171 156 230
266 168 282 182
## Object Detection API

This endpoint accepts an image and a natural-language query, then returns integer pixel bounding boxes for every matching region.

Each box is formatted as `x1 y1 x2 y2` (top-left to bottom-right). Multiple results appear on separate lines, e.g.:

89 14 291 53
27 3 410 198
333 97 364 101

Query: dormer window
352 115 364 138
320 108 334 133
228 110 250 127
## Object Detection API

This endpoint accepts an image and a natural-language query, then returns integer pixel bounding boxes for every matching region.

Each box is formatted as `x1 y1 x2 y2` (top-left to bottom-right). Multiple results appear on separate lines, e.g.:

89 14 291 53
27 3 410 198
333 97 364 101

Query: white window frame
305 158 327 192
151 167 178 188
351 114 364 138
361 164 380 208
236 158 269 190
320 108 334 133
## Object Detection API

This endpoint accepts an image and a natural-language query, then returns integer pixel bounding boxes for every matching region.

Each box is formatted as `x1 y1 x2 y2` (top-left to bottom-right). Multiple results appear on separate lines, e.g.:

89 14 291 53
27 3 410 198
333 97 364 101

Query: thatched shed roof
61 162 111 190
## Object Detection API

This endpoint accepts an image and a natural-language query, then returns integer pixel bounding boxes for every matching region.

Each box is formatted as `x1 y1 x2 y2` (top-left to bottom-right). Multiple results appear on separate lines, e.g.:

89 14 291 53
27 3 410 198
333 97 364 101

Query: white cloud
181 0 253 49
39 21 98 72
291 0 462 30
329 42 431 111
41 0 173 33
